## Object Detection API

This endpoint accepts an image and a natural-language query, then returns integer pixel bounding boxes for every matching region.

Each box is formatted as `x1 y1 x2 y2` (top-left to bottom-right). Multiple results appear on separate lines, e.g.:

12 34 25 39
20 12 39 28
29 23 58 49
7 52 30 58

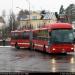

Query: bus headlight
71 48 74 50
53 48 55 51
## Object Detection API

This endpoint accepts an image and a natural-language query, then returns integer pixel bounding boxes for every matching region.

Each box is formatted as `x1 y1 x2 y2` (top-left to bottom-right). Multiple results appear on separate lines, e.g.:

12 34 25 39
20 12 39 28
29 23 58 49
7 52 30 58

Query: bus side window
14 33 19 39
33 32 37 39
21 32 29 39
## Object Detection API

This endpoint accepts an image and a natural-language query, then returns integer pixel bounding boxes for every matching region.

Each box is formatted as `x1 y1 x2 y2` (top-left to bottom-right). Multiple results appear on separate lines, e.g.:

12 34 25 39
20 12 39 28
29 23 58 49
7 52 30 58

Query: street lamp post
26 0 33 50
12 14 13 30
26 0 31 29
12 0 13 30
29 0 31 29
16 7 24 29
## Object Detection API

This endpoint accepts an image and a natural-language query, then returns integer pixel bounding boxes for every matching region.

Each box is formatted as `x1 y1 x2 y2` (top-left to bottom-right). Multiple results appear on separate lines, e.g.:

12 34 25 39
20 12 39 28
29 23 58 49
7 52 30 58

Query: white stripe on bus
34 44 48 48
45 46 48 48
11 42 49 48
34 44 43 47
11 42 15 44
11 42 30 45
18 43 30 45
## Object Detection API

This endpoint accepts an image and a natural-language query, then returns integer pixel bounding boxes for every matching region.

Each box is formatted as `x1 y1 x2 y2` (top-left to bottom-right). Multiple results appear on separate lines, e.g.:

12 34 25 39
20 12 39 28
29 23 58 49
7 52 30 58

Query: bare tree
59 5 64 14
8 12 17 31
17 9 29 20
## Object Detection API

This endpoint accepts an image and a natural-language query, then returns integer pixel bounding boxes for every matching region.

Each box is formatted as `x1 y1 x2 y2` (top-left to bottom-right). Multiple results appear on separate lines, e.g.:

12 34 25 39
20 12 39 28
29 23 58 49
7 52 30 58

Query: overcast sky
0 0 75 16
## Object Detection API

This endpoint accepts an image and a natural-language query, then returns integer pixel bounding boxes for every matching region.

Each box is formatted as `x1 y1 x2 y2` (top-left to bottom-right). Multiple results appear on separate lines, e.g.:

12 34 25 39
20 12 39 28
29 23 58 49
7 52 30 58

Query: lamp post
26 0 31 29
16 7 24 29
26 0 33 50
11 0 13 30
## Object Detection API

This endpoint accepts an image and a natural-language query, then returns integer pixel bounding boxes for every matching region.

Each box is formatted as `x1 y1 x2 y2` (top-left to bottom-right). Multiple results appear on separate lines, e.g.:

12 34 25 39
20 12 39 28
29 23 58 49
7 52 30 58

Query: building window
32 16 37 20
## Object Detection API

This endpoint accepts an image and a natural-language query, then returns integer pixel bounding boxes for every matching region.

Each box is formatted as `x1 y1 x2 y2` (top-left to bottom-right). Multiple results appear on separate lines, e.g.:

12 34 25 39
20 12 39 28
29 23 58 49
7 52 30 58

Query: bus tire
15 42 20 49
43 45 46 53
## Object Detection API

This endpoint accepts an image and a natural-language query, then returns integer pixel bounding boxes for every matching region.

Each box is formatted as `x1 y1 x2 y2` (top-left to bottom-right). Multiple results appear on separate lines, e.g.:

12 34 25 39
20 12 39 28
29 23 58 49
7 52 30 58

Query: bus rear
10 30 31 49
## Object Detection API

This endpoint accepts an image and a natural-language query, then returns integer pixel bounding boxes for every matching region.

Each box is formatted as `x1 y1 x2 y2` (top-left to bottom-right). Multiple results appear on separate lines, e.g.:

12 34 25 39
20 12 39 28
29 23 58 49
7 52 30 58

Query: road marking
0 46 11 47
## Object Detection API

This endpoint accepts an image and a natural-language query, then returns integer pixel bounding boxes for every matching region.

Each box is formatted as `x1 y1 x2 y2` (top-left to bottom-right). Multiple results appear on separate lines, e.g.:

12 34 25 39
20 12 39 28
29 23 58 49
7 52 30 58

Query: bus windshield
50 29 74 43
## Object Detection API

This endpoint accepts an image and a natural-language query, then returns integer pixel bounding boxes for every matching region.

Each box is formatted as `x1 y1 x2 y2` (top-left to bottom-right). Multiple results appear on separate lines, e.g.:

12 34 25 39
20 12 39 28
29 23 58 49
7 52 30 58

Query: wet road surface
0 47 75 72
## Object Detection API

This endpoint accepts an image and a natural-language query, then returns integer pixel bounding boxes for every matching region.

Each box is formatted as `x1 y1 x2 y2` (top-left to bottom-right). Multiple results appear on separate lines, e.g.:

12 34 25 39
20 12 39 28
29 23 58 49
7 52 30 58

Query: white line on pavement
0 46 11 48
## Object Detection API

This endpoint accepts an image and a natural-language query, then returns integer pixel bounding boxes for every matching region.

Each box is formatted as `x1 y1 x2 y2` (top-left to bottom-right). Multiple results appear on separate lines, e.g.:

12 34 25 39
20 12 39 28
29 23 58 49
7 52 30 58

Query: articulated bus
10 23 74 53
32 23 74 53
10 29 31 49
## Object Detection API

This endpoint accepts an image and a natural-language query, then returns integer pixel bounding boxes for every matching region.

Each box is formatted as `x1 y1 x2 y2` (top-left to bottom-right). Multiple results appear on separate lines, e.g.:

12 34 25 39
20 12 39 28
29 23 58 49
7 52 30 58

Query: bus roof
43 23 72 29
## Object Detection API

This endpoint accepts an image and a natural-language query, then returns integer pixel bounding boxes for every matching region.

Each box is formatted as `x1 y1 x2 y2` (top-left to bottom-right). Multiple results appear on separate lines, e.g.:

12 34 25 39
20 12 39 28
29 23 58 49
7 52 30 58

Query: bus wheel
43 45 46 53
15 42 20 49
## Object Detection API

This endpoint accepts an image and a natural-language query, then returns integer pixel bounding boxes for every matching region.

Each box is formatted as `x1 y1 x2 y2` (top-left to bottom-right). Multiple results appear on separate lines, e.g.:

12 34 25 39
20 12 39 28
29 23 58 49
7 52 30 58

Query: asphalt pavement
0 47 75 73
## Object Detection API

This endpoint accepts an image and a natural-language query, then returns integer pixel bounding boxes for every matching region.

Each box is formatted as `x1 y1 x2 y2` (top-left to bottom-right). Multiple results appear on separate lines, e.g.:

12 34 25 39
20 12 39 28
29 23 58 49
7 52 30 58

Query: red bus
32 23 74 53
10 29 31 49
